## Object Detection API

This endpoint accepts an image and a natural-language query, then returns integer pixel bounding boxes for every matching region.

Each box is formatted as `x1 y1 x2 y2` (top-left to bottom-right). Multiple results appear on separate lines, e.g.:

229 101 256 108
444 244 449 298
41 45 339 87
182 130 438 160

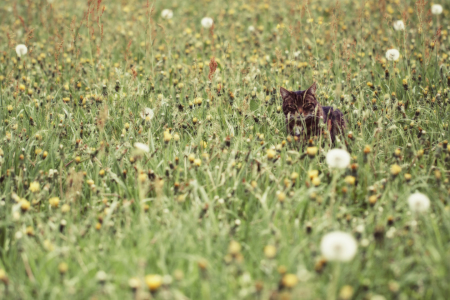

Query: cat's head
280 83 323 136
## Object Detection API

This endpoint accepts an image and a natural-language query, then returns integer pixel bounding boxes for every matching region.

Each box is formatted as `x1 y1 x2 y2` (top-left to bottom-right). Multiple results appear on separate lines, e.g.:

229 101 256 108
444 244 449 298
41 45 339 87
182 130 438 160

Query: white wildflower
360 239 370 247
431 4 443 15
407 192 430 213
140 107 154 120
161 9 173 19
134 142 149 153
15 44 28 57
320 231 358 262
248 25 255 32
201 17 214 29
393 20 405 31
385 49 400 61
326 149 351 169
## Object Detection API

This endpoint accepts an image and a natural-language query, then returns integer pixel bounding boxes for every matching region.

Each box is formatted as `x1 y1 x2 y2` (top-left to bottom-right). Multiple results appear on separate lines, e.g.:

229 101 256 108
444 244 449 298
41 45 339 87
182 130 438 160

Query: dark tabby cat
280 83 346 144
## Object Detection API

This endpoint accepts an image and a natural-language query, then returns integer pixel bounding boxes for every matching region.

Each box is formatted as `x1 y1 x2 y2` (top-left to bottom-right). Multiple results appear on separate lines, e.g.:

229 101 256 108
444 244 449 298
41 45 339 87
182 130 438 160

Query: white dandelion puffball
15 44 28 57
431 4 443 15
326 149 351 169
320 231 358 262
408 192 430 213
393 20 405 31
161 9 173 19
140 107 154 120
134 142 149 153
386 49 400 61
201 17 214 29
248 25 255 32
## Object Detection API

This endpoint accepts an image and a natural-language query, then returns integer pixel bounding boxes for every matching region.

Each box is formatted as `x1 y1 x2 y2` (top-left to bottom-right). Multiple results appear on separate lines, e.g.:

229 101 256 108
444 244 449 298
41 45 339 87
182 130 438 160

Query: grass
0 0 450 299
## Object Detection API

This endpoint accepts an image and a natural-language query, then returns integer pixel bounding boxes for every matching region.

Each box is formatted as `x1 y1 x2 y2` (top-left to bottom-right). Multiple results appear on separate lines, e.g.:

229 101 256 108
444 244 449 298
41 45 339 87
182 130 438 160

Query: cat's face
280 83 323 137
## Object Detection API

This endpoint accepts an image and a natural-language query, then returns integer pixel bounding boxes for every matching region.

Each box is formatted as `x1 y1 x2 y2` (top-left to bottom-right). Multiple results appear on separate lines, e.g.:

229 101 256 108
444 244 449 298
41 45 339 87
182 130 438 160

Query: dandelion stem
327 262 340 300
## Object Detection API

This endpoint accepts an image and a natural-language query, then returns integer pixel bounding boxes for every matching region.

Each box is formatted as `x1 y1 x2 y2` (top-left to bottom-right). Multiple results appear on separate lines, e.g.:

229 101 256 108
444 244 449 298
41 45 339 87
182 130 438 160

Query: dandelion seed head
386 49 400 61
201 17 214 29
161 9 173 19
134 142 149 153
431 4 443 15
320 231 357 262
407 192 430 213
326 149 351 169
393 20 405 31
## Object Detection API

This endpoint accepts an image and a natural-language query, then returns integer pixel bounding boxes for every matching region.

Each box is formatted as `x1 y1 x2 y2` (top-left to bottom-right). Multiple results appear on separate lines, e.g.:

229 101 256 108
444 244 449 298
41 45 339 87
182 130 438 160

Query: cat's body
280 83 346 144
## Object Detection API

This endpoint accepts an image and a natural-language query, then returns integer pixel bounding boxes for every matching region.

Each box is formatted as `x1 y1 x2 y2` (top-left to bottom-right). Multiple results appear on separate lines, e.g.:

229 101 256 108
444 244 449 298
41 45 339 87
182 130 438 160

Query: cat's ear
306 82 317 96
280 87 293 102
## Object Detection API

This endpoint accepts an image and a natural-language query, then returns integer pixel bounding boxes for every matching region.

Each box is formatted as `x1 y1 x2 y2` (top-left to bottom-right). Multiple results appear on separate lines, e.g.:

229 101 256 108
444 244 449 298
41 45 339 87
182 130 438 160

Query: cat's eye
303 103 314 110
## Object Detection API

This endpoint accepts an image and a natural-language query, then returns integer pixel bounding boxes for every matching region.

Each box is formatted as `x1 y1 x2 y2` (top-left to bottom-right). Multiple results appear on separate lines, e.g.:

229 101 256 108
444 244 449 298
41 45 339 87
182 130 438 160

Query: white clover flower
48 169 58 178
371 295 387 300
161 9 173 19
134 142 149 153
386 227 396 239
360 238 370 247
326 149 351 169
355 224 365 233
140 107 154 120
320 231 358 262
294 51 301 57
431 4 443 15
407 192 430 213
248 25 255 32
15 231 23 240
162 274 173 285
201 17 214 29
393 20 405 31
15 44 28 57
96 271 107 282
386 49 400 61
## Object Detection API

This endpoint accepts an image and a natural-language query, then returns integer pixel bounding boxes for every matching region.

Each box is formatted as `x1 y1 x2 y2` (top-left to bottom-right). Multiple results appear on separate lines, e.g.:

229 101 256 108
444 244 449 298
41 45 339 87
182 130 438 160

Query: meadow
0 0 450 299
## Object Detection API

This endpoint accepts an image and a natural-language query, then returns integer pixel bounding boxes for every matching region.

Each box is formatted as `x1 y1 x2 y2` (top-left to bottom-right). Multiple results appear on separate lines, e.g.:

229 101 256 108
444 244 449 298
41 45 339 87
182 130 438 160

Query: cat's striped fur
280 83 346 144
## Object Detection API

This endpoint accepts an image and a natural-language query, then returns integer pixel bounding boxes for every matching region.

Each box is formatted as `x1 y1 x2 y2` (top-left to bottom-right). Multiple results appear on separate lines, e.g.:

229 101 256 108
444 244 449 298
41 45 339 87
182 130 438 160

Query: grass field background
0 0 450 299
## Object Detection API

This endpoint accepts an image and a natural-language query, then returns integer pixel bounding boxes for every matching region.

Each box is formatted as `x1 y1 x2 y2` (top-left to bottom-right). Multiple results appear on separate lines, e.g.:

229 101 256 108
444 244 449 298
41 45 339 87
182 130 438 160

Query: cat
280 83 346 144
